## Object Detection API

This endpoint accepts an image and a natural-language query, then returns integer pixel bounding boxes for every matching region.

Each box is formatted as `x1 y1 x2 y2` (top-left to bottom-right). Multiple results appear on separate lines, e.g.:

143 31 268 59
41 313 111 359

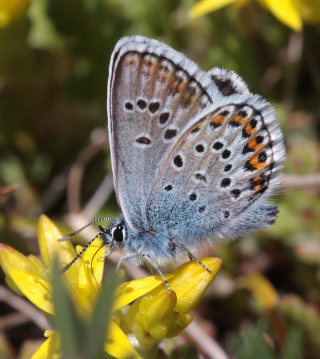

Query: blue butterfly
63 36 285 281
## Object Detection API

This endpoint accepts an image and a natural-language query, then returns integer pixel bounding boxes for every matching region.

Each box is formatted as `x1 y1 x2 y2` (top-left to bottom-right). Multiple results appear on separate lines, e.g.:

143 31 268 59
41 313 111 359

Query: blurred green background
0 0 320 358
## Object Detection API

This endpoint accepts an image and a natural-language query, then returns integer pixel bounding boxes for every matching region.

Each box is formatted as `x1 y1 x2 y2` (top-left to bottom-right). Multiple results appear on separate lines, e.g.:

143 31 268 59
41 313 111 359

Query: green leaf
281 327 303 359
87 270 119 359
228 321 276 359
51 256 85 359
27 0 64 49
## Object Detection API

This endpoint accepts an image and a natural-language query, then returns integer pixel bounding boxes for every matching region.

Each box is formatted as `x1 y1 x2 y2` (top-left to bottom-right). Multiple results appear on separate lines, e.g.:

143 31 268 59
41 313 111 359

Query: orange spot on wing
211 115 227 126
245 124 256 137
254 184 263 191
232 114 247 126
248 138 263 151
250 174 268 194
250 154 268 171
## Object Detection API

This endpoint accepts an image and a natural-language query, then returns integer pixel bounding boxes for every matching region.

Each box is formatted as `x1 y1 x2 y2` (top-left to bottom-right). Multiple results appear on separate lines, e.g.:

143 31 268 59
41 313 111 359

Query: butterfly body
105 36 285 265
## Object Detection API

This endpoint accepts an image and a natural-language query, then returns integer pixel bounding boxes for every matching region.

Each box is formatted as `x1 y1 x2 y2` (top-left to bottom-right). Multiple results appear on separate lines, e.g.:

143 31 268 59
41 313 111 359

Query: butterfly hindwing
146 93 285 244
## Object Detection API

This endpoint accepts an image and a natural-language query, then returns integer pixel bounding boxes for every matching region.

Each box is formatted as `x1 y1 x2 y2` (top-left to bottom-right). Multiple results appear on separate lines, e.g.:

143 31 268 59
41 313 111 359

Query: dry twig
0 312 30 330
0 285 49 330
81 173 114 220
67 128 107 214
0 185 19 196
185 321 229 359
283 174 320 188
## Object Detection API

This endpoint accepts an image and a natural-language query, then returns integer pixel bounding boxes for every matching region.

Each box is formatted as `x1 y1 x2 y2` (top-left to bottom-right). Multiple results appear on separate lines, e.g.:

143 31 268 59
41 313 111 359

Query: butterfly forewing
108 36 220 230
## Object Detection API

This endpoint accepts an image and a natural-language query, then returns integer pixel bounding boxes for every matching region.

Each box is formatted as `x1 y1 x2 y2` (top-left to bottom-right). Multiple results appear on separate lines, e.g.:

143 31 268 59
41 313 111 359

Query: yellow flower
118 257 221 354
190 0 320 31
0 0 30 27
0 215 222 358
243 273 278 310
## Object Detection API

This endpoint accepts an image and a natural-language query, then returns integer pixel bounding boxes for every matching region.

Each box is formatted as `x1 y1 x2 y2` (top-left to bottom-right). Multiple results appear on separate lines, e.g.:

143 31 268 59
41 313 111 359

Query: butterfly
63 36 285 279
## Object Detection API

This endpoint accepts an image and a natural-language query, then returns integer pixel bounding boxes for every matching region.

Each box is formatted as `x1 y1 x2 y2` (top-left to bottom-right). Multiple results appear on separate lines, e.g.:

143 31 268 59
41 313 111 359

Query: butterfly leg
169 239 212 274
116 253 139 272
142 254 170 289
187 251 212 274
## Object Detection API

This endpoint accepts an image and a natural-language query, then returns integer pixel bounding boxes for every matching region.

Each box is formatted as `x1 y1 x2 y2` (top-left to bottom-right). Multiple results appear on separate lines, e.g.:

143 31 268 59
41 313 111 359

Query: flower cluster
0 215 222 358
190 0 320 31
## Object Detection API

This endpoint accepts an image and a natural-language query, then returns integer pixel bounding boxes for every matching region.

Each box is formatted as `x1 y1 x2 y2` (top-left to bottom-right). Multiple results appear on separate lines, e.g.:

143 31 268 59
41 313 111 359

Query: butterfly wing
146 83 285 244
108 36 219 231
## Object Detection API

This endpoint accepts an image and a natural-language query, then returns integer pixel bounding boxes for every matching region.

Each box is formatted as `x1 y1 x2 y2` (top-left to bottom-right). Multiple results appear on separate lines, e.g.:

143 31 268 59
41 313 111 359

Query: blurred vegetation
0 0 320 358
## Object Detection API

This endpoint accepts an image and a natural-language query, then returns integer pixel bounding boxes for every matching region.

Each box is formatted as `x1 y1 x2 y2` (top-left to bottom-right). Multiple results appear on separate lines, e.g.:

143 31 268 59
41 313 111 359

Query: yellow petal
149 325 168 340
297 0 320 24
67 241 106 316
189 0 239 19
166 312 193 338
38 215 79 285
31 330 61 359
8 268 53 314
132 323 162 349
169 257 222 313
38 215 76 266
259 0 302 30
105 321 142 359
0 0 30 27
129 288 180 345
134 289 177 331
28 254 47 274
77 239 105 291
237 0 252 7
243 273 279 309
0 244 45 278
4 274 23 295
67 283 94 318
114 274 173 312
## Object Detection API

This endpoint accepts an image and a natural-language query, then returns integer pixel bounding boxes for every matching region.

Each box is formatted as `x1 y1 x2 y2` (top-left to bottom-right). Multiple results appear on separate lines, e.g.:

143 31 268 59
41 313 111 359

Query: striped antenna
58 217 113 242
62 234 100 273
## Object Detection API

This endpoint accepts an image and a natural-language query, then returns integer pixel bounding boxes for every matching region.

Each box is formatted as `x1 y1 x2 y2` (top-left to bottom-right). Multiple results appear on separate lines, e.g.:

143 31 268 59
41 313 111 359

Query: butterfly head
98 219 127 250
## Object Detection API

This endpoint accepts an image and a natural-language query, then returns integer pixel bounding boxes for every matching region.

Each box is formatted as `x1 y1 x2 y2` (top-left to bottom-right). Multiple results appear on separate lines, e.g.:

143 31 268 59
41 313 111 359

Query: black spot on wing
195 144 205 153
195 173 207 182
164 128 178 139
213 141 223 150
221 178 231 187
173 155 183 168
221 149 231 159
125 102 133 110
135 136 151 145
211 75 238 96
149 102 160 113
137 99 147 110
159 112 170 125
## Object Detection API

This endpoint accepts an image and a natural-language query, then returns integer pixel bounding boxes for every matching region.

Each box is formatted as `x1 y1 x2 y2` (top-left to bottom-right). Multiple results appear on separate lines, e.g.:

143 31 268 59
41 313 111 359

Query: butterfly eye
111 224 126 242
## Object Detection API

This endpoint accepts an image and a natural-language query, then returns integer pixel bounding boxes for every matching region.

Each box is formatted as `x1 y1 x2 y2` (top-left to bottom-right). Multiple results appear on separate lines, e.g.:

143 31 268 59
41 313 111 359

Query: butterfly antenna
62 234 100 273
58 217 113 242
